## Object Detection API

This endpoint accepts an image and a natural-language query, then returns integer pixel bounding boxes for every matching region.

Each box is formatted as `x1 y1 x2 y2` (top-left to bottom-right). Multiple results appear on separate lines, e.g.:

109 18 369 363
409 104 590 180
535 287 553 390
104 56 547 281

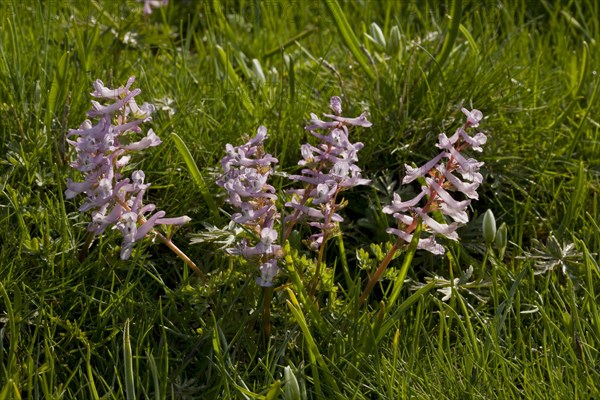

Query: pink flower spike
386 228 445 255
438 143 484 183
91 77 135 99
68 119 105 138
117 212 139 259
285 201 343 222
248 125 268 146
124 129 162 150
306 113 340 130
67 76 193 264
127 100 155 121
440 166 480 199
87 89 142 118
417 236 446 255
232 206 270 224
458 128 487 152
260 227 278 246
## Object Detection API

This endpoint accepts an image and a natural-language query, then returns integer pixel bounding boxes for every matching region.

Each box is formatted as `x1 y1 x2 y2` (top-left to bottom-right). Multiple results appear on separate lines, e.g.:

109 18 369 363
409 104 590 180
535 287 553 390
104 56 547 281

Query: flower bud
371 22 385 49
368 22 386 52
495 222 507 259
482 209 496 244
252 58 266 85
283 366 301 400
387 26 402 56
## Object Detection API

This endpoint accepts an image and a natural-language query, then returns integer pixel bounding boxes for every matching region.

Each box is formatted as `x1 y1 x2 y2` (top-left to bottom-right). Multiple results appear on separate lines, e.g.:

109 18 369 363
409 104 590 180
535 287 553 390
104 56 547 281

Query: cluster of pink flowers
66 76 490 289
66 76 190 259
285 96 372 250
216 127 281 287
383 108 487 254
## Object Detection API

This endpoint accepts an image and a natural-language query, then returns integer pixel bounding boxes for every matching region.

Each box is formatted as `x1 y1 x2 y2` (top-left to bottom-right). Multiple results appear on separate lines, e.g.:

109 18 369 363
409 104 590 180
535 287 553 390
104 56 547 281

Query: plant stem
153 230 203 277
308 239 326 298
263 286 273 340
116 198 203 277
359 238 401 306
308 190 341 298
79 230 96 261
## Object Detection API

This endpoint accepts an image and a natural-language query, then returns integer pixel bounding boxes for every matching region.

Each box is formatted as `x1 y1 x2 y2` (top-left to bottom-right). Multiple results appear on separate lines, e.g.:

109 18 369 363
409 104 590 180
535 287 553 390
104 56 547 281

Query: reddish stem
116 198 203 277
359 124 469 306
359 238 402 306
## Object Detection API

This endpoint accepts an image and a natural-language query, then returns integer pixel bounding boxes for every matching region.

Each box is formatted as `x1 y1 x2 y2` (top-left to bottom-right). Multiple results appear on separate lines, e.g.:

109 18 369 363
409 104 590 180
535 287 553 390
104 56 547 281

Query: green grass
1 0 599 398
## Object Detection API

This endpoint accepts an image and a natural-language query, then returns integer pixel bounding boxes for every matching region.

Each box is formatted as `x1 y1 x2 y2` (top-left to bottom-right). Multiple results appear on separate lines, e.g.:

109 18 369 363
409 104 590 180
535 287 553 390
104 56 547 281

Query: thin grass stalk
454 291 481 362
336 234 353 292
286 289 343 398
263 286 273 340
145 350 161 400
386 222 422 308
123 319 136 400
85 343 100 400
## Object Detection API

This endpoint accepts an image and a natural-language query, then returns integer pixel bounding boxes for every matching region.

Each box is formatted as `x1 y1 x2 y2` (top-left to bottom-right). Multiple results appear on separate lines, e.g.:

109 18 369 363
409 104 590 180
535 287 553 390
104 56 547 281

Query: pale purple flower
461 107 483 127
217 126 281 286
285 96 371 250
384 108 487 254
137 0 168 15
402 152 446 184
257 259 279 287
66 76 190 259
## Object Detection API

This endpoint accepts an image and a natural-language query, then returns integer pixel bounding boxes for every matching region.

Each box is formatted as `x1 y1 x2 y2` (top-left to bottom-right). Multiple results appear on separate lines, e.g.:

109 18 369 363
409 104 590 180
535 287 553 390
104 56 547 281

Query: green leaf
323 0 376 80
286 290 342 398
171 132 220 220
123 319 136 400
435 0 463 70
387 222 422 308
216 45 255 114
558 161 587 237
45 51 69 130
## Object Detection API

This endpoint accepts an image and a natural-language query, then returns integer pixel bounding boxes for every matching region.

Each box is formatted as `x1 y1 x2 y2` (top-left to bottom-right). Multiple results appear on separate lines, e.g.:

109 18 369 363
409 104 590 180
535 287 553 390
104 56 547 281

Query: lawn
1 0 599 398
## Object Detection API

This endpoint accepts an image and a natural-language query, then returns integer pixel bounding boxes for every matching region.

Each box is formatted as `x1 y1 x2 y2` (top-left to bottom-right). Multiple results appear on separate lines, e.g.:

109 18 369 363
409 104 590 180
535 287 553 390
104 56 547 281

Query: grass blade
376 280 436 342
387 222 423 308
0 282 18 382
145 350 161 400
85 343 100 400
558 161 587 237
215 45 255 114
171 132 220 220
123 319 136 400
435 0 463 70
286 289 342 398
323 0 376 80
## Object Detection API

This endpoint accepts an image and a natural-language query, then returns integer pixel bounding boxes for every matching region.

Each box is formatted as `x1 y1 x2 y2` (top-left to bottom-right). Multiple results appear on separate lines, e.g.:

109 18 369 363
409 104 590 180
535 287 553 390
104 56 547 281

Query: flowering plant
283 96 371 292
66 76 200 274
217 126 281 287
383 108 487 253
360 108 487 304
284 96 371 248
